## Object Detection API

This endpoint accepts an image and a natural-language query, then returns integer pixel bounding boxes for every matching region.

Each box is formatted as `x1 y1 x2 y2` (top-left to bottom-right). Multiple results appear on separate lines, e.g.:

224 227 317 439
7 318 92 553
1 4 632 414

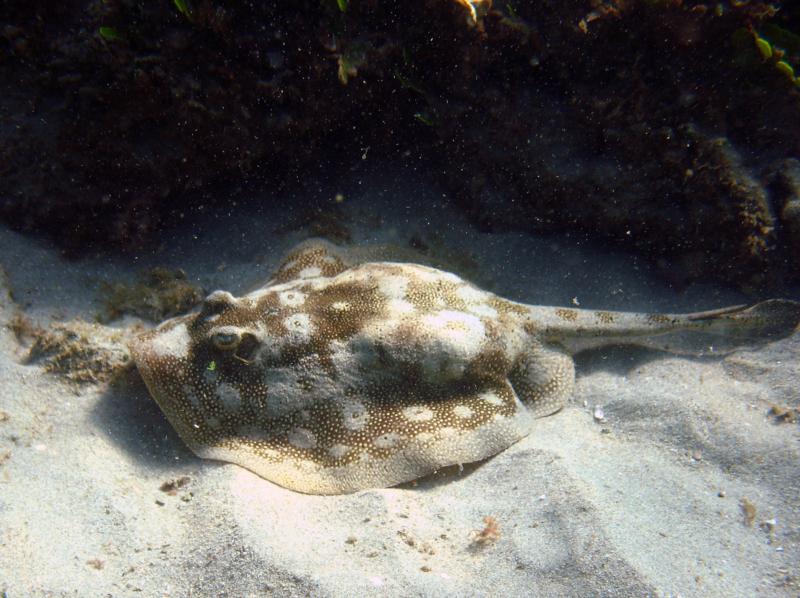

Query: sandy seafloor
0 166 799 597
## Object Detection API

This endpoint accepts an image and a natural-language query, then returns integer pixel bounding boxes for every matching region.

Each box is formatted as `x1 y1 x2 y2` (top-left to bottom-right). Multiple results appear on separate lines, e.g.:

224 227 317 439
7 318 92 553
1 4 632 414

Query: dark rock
0 0 799 290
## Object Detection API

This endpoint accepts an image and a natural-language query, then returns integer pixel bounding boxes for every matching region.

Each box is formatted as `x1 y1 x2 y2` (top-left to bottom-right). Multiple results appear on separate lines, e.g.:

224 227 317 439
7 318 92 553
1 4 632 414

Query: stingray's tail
532 299 800 355
682 299 800 340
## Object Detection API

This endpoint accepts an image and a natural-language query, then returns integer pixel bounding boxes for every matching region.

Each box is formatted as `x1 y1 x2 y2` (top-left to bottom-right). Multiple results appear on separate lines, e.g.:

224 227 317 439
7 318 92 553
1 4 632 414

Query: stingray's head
129 290 270 454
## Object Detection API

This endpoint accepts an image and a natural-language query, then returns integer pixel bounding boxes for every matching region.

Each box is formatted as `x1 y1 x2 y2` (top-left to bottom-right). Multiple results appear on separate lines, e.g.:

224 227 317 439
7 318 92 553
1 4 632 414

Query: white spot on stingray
455 284 487 303
328 339 357 368
303 279 327 291
415 431 434 443
440 271 463 283
374 432 404 449
362 317 403 344
331 301 350 311
421 310 486 359
378 274 410 299
278 290 306 307
386 299 415 315
453 405 474 419
403 405 434 422
413 267 446 283
298 266 322 279
283 313 314 340
288 427 317 449
479 391 505 406
217 382 242 412
149 322 190 359
328 444 351 459
342 400 369 431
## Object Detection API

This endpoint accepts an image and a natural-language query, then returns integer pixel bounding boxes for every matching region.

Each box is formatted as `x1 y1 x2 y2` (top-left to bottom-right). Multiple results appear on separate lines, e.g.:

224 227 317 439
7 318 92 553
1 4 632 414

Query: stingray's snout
129 318 194 397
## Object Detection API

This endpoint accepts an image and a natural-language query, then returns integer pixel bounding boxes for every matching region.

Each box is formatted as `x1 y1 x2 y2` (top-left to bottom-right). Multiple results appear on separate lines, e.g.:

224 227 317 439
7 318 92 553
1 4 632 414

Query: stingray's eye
234 333 260 364
211 331 240 351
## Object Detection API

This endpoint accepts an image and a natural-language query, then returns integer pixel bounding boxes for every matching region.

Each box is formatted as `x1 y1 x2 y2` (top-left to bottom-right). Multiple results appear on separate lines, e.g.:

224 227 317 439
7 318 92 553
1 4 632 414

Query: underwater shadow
573 344 723 377
396 459 489 492
90 365 200 473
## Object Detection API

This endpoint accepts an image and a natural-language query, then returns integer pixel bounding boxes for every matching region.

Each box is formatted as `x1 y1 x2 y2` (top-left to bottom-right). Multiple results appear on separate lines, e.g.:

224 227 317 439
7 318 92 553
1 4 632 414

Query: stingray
130 240 800 494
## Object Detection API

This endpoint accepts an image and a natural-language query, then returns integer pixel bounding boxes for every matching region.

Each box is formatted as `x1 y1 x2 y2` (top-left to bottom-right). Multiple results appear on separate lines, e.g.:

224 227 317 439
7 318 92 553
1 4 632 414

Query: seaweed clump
9 314 134 386
100 267 203 323
768 158 800 266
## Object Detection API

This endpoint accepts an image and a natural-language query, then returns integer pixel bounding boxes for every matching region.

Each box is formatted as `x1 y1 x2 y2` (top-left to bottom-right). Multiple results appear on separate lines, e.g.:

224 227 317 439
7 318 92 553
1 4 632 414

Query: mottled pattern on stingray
185 379 532 494
268 242 349 285
130 239 800 494
229 382 522 466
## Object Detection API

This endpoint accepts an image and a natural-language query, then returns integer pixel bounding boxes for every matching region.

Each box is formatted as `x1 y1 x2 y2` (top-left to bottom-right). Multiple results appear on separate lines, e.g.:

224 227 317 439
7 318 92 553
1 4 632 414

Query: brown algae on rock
10 314 134 385
100 267 203 323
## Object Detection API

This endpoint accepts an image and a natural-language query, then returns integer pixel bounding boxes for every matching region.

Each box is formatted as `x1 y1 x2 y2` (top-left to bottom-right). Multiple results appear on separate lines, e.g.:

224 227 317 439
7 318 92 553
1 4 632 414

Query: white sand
0 166 798 597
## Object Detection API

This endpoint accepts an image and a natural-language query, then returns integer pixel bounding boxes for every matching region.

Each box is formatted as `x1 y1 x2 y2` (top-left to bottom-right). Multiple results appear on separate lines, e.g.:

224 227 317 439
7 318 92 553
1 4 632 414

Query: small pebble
593 406 606 423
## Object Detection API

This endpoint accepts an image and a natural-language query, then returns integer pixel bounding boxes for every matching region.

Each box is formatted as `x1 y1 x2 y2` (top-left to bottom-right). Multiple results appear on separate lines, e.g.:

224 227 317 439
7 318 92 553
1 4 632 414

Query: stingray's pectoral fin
234 379 536 494
687 299 800 341
509 343 576 418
